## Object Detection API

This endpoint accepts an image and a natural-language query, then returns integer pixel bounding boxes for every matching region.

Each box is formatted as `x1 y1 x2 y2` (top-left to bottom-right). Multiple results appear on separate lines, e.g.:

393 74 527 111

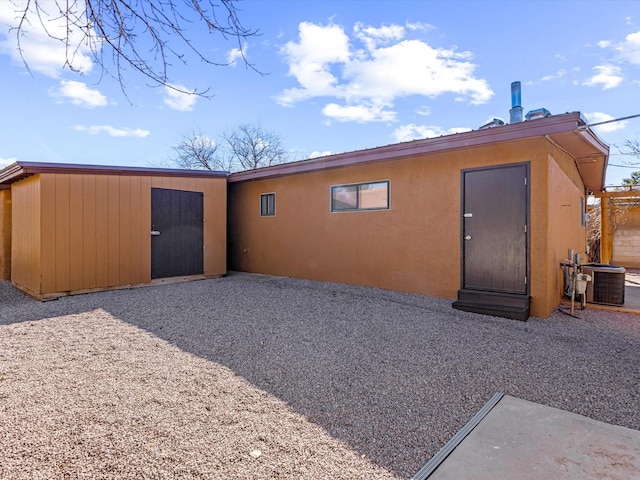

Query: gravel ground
0 273 639 479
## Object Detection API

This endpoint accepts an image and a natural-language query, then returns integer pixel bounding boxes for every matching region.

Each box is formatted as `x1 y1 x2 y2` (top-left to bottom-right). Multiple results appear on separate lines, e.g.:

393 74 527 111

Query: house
0 163 227 300
0 112 608 320
227 112 608 320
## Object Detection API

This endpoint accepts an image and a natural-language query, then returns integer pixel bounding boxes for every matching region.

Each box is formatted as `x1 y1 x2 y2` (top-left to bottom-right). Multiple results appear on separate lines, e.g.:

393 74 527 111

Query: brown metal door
462 164 528 294
151 188 204 279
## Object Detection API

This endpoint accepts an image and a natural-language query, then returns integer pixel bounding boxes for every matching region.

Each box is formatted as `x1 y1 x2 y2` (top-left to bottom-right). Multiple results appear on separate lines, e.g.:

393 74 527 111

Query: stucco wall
229 137 570 317
232 154 462 297
540 145 587 315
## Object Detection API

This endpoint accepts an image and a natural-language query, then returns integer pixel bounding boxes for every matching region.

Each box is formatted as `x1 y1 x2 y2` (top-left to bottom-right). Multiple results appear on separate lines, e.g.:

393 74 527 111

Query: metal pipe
577 112 640 129
509 81 523 123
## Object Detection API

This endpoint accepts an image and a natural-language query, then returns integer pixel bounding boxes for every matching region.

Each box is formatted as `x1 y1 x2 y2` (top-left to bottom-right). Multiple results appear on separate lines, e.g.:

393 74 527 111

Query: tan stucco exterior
7 170 227 300
541 143 589 314
229 135 590 318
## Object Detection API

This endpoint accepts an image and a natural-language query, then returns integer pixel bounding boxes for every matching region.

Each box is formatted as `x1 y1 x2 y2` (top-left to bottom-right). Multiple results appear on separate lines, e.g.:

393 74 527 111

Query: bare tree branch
170 124 289 172
622 138 640 158
7 0 259 96
223 123 288 171
170 130 226 171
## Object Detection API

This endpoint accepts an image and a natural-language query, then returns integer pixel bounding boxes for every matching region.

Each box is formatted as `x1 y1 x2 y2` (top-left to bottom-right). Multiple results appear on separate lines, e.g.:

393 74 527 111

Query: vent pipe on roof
525 108 552 121
479 118 505 130
509 81 523 123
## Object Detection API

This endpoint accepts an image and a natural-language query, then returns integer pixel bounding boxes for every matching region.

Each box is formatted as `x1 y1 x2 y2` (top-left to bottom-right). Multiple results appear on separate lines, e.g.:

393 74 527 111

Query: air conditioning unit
581 264 626 305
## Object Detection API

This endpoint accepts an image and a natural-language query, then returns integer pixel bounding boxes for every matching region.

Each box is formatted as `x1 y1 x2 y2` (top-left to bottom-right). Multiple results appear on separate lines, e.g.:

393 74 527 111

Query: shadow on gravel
0 281 32 306
1 275 639 478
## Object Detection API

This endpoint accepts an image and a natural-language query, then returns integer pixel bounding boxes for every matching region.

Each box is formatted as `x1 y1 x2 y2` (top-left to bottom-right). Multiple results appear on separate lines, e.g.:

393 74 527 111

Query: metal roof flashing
0 161 229 185
228 112 608 191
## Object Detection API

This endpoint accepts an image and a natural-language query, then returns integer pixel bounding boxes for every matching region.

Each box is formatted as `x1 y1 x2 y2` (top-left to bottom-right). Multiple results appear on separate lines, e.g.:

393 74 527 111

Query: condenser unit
581 264 626 305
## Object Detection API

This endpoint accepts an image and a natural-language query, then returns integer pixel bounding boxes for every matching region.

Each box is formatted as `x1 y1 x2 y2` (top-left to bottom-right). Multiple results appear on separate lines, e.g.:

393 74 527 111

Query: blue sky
1 0 639 185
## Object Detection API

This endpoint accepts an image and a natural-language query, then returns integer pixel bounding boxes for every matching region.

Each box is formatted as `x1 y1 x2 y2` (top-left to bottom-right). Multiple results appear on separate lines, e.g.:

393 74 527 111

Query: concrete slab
620 269 640 311
417 395 640 480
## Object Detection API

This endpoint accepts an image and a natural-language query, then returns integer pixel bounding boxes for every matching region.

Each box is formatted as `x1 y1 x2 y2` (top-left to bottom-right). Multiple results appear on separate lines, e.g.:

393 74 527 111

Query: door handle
464 235 472 240
151 230 161 236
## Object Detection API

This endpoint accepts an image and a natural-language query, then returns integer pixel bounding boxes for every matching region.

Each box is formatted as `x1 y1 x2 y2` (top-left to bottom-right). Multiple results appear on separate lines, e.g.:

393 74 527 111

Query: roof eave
548 125 609 193
0 161 229 185
0 162 28 184
229 112 595 183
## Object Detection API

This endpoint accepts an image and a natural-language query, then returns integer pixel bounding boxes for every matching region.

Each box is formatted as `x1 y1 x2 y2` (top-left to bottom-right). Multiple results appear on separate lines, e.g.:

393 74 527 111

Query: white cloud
393 124 471 143
322 102 396 123
583 65 623 89
617 30 640 65
0 1 94 77
75 125 150 137
50 80 107 107
278 22 351 105
583 112 628 133
277 21 493 122
353 22 405 51
590 30 640 87
541 70 567 82
163 85 198 111
309 150 332 159
416 106 432 116
227 43 247 67
406 22 435 32
346 39 492 104
0 157 17 168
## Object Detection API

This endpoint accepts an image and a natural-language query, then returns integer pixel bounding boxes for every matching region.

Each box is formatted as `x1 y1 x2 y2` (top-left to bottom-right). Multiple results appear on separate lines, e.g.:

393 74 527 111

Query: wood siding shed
0 188 11 280
0 163 227 300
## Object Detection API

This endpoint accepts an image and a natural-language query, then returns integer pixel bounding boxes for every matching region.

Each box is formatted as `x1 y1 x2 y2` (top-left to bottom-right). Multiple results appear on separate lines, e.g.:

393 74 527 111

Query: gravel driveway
1 273 639 479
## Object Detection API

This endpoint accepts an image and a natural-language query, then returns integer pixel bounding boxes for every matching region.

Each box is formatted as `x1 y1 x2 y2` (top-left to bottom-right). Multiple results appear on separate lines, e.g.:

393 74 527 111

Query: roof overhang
0 161 229 185
548 125 609 194
229 112 609 192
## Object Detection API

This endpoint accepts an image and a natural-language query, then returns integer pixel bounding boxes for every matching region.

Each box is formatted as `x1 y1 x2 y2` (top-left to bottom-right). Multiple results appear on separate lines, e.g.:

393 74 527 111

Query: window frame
260 192 276 217
330 180 390 213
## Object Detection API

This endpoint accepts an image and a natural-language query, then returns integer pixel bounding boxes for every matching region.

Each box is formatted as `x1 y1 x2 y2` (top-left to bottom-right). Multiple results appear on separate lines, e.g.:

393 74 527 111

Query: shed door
462 164 528 294
151 188 204 279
